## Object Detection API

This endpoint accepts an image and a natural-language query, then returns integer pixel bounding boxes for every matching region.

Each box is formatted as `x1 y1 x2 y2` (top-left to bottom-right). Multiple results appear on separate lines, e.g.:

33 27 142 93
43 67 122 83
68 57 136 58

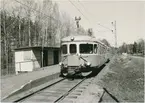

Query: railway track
15 77 93 103
3 64 106 102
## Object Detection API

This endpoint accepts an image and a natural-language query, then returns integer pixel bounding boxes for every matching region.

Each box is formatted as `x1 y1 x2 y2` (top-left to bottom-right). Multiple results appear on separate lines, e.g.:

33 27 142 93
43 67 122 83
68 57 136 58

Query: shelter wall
32 49 41 70
15 49 33 72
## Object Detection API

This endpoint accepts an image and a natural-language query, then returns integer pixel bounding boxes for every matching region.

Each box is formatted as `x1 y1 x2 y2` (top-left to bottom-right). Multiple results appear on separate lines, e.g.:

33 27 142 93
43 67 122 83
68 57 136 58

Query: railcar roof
61 35 95 41
61 35 108 47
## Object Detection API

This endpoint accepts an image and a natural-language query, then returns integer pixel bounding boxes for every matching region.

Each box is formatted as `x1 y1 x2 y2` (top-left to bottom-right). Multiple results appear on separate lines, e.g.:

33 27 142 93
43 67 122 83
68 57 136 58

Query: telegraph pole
112 21 117 48
75 16 81 28
41 31 44 69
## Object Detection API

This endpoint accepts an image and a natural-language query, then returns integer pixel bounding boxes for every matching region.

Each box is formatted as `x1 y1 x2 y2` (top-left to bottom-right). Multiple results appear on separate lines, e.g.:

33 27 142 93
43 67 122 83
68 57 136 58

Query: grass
96 55 144 102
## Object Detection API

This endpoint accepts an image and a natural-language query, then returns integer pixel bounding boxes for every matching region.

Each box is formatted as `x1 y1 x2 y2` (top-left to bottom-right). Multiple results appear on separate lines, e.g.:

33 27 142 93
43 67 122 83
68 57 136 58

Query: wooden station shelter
14 46 60 74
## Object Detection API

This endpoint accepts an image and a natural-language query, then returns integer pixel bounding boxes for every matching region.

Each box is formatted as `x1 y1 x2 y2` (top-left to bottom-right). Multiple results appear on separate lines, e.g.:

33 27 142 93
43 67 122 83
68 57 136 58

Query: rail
14 78 86 103
14 78 66 102
54 78 86 103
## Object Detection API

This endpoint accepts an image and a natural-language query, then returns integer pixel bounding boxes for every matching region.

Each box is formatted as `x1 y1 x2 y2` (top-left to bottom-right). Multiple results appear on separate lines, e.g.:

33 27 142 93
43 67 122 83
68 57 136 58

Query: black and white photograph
1 0 144 102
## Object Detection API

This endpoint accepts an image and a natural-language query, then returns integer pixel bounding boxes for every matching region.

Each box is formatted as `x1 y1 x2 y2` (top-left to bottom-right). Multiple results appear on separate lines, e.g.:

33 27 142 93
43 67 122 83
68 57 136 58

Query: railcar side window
61 45 67 54
103 47 105 54
94 44 97 54
100 45 102 54
104 47 106 53
102 46 104 54
98 44 101 54
70 44 76 54
80 44 93 54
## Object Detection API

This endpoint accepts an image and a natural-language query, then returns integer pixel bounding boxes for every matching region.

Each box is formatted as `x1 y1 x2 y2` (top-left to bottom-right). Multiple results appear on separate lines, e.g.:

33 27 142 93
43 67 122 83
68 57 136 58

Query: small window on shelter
94 44 97 54
61 45 67 54
70 44 76 54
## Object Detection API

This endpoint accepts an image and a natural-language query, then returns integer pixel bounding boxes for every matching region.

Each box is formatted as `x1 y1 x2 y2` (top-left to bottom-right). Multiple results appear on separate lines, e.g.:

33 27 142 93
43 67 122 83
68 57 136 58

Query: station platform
1 65 60 100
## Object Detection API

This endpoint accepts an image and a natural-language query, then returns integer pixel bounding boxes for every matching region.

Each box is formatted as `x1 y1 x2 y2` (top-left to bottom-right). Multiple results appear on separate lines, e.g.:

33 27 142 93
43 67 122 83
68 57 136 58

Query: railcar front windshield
61 45 67 54
70 44 77 54
80 44 93 54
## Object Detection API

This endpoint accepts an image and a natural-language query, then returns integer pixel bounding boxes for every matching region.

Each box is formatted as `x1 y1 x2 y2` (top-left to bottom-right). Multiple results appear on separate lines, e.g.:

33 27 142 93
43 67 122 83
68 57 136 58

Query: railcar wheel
60 70 68 77
62 72 68 76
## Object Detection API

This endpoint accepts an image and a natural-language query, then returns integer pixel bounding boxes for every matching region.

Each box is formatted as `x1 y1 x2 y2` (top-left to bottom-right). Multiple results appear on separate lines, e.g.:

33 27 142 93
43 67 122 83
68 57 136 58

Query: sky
53 0 145 47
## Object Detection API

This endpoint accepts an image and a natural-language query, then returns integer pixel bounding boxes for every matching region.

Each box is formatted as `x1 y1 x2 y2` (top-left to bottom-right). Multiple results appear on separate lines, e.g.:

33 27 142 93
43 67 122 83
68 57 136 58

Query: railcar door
68 44 79 66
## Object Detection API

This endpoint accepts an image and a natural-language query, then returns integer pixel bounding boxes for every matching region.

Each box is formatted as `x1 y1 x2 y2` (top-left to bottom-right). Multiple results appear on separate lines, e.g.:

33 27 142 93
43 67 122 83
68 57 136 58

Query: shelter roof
14 46 60 51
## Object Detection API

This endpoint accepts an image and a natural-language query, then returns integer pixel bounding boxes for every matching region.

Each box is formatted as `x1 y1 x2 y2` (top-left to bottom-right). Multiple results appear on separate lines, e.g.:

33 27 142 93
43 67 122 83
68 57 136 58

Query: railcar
59 35 110 77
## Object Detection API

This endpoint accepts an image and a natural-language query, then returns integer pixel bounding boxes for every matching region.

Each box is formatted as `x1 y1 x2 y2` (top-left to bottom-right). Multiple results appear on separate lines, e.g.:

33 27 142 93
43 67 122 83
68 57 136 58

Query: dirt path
93 54 144 102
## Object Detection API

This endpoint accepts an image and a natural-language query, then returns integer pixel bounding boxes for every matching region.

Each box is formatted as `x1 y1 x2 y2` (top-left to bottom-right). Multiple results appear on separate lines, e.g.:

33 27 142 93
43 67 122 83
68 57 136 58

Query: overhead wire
77 0 95 18
77 0 114 33
77 0 106 32
77 0 100 32
68 0 91 24
97 23 113 32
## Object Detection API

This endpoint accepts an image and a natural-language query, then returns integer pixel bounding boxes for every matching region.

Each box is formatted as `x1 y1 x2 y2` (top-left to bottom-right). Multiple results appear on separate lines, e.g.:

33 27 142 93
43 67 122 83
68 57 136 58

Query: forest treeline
118 39 144 55
1 0 88 75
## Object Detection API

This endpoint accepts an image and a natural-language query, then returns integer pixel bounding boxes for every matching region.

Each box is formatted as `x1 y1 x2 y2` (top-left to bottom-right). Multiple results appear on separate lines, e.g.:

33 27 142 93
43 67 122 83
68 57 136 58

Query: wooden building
14 46 60 74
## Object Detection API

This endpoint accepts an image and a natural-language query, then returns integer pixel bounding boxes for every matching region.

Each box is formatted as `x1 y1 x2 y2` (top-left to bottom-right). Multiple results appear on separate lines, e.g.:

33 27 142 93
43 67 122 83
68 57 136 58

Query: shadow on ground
65 60 109 80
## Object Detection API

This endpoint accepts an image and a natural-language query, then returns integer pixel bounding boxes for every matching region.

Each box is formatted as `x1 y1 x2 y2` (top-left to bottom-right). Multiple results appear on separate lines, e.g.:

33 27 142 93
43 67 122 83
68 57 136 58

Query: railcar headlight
59 62 62 66
64 64 68 68
71 37 74 41
79 64 83 68
86 62 91 66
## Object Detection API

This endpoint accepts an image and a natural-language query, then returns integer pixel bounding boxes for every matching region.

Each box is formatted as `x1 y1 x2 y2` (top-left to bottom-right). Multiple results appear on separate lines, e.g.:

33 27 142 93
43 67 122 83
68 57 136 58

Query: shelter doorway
43 50 48 66
53 50 59 64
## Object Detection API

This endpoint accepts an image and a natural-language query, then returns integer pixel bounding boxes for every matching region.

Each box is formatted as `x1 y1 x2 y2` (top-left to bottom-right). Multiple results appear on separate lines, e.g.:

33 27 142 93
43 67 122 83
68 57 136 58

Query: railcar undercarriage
60 66 93 77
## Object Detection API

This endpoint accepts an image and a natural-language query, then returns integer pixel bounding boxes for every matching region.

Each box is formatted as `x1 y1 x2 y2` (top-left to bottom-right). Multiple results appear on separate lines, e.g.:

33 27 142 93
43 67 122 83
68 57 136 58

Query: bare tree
35 2 43 46
14 5 23 47
51 3 60 46
41 0 53 46
1 0 9 74
101 39 111 47
59 12 76 38
21 0 35 46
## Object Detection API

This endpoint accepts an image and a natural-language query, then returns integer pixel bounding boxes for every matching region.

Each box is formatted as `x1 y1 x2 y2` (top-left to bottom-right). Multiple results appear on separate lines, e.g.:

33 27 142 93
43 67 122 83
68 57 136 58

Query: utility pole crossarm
97 23 112 31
